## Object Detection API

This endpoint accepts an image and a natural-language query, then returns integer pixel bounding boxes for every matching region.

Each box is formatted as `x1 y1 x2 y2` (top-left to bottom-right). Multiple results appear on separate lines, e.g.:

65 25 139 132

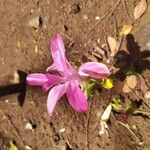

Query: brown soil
0 0 150 150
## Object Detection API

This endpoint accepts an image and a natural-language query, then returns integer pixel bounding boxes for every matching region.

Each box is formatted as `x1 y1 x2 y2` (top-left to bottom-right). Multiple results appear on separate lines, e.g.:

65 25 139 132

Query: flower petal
66 81 88 112
42 74 64 92
51 34 73 76
47 84 67 116
78 62 110 79
26 73 49 86
46 63 57 72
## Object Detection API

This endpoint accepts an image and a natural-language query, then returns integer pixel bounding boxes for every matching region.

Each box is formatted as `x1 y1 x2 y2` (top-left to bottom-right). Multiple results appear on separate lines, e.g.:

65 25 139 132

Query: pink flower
26 34 110 116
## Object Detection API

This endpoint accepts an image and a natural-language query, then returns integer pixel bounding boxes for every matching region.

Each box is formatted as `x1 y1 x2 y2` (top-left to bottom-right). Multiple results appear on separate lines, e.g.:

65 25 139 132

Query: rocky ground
0 0 150 150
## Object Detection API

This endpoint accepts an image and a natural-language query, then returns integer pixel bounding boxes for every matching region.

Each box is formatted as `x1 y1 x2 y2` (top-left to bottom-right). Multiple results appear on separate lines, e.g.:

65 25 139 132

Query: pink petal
26 73 49 86
46 63 57 72
66 81 88 112
42 74 64 92
51 34 73 76
78 62 110 79
47 84 67 116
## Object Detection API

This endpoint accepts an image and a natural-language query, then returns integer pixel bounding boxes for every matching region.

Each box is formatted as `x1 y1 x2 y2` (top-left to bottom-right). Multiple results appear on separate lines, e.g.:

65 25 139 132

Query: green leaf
123 66 136 76
85 82 96 98
126 100 141 114
10 141 18 150
81 78 97 99
111 95 122 111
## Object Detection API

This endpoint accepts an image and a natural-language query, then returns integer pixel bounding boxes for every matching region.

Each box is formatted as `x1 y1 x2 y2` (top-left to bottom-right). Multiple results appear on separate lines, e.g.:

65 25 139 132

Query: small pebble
25 122 34 131
144 91 150 99
30 101 34 104
30 10 34 13
97 38 100 44
59 128 66 133
138 142 144 146
25 145 32 150
1 57 5 65
146 41 150 48
11 71 20 84
35 45 38 53
28 17 40 29
83 15 88 20
5 100 9 103
132 125 137 130
69 3 80 14
95 16 100 20
17 41 21 48
3 116 6 120
86 0 94 8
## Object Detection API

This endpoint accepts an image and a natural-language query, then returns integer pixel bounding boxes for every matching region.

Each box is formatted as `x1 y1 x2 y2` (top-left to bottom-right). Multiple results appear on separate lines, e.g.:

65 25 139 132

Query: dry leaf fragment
99 104 112 136
122 83 131 93
122 75 138 93
134 0 148 19
91 45 106 60
99 121 109 136
139 74 149 94
144 91 150 99
107 36 119 57
119 24 133 36
126 75 137 89
101 104 112 121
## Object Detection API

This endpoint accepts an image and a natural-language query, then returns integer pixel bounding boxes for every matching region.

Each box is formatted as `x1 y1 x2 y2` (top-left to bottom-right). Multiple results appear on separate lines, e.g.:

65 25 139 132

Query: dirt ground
0 0 150 150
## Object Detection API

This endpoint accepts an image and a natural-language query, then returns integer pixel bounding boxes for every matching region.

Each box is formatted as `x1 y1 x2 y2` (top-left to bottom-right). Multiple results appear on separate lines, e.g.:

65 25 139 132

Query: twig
85 101 92 150
60 32 74 48
125 82 150 110
0 108 25 147
130 89 150 110
121 0 133 22
111 36 124 66
113 15 118 38
133 110 150 118
87 0 121 34
65 138 72 149
117 121 143 144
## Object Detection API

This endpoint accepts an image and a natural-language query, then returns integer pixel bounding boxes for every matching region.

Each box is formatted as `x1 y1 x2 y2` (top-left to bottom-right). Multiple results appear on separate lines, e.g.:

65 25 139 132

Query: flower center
65 71 81 83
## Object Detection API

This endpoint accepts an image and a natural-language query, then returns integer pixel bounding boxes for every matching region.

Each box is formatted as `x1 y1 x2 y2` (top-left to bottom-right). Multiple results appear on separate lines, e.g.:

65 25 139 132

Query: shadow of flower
114 34 150 81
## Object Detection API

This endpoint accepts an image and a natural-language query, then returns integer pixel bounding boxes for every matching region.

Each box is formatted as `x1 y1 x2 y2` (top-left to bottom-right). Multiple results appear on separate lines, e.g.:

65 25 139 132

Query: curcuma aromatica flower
26 34 110 116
